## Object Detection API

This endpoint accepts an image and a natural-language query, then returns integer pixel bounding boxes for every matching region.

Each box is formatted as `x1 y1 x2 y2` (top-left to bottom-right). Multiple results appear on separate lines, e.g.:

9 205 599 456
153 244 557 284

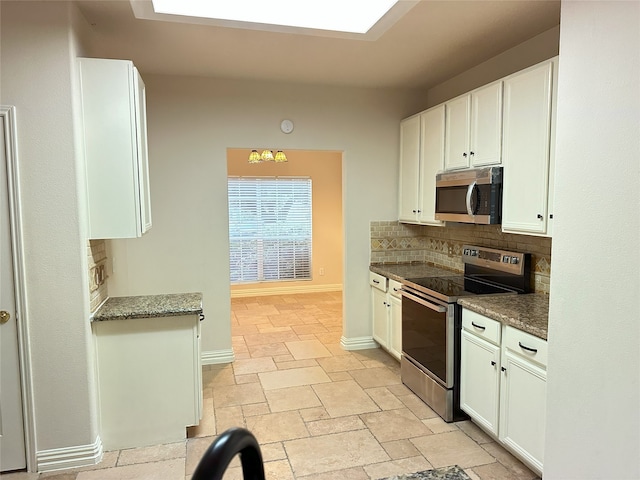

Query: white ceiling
75 0 561 90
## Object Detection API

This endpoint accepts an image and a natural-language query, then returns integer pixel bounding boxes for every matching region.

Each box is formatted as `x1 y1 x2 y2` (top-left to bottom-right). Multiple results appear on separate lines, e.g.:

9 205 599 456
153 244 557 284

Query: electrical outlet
319 267 325 276
448 245 454 256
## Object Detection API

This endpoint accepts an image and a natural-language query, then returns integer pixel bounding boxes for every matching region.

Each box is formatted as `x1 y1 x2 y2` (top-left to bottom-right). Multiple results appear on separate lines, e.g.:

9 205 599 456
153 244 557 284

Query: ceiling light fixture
248 149 288 163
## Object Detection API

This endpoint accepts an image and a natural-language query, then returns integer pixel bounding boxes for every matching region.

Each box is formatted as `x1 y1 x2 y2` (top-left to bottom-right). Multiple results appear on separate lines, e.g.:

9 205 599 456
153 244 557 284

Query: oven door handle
400 289 447 313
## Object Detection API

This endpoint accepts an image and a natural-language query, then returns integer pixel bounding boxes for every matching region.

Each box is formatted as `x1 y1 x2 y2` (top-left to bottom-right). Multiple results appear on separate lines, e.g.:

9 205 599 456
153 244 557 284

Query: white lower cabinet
460 329 501 436
461 309 547 475
93 314 202 450
370 272 402 361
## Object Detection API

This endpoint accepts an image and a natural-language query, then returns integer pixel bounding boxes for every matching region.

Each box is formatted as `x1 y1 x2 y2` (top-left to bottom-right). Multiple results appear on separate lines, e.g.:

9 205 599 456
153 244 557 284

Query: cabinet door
372 287 389 348
470 81 503 167
398 116 421 222
501 61 553 235
499 349 547 474
444 95 470 170
388 294 402 360
418 105 445 226
134 68 152 235
79 58 152 239
460 330 501 436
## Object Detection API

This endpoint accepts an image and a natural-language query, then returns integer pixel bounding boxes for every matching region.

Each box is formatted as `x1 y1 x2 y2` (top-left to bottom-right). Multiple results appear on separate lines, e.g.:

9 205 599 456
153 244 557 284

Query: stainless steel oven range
400 244 531 422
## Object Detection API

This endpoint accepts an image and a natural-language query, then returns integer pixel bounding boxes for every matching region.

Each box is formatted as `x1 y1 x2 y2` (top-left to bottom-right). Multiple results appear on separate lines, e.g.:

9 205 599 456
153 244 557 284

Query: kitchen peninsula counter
92 292 203 450
458 294 549 340
92 292 203 321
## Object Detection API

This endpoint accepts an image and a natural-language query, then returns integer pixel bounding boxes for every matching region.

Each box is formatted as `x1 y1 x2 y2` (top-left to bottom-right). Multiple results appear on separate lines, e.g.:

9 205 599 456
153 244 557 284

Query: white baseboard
201 349 235 365
36 435 103 473
340 336 379 351
231 284 342 298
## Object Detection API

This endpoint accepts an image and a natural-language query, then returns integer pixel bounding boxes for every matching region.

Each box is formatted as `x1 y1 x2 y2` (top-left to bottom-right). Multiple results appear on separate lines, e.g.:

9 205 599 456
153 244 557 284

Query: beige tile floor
2 292 538 480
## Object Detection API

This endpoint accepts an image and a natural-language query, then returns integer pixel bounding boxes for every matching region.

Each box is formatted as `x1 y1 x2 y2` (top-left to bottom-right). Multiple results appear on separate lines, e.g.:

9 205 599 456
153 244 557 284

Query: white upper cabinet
417 105 445 225
78 57 152 239
398 106 445 226
398 115 421 222
501 58 556 236
444 81 503 171
470 81 503 167
444 94 471 170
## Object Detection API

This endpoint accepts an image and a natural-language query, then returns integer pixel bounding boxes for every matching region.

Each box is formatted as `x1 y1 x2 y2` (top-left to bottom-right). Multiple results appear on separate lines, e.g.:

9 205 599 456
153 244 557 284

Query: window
228 177 312 283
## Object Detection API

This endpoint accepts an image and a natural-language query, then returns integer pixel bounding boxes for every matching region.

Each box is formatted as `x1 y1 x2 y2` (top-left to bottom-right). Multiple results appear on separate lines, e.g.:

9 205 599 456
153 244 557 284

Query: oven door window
401 295 452 387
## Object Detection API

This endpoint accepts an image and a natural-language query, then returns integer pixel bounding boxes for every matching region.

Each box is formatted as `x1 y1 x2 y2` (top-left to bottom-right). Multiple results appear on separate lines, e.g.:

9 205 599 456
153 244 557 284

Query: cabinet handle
463 152 468 157
199 313 205 322
537 214 543 219
471 321 486 330
501 366 506 372
470 151 475 156
412 209 417 213
491 361 496 366
373 279 380 284
550 214 554 219
518 342 538 353
393 287 399 292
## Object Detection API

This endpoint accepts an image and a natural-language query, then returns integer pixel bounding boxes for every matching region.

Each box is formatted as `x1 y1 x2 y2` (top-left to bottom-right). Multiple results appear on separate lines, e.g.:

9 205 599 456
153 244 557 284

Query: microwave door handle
400 289 447 313
465 181 477 216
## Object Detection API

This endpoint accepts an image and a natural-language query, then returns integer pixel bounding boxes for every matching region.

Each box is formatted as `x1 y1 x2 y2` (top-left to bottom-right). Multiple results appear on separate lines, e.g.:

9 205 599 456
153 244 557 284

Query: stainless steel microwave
435 166 502 224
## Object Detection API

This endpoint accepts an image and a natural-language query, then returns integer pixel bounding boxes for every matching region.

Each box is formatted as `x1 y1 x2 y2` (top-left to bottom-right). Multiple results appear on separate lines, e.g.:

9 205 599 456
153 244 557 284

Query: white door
460 330 501 436
444 94 470 170
417 105 444 226
0 107 26 472
470 81 503 167
398 115 421 222
501 60 553 235
371 287 388 348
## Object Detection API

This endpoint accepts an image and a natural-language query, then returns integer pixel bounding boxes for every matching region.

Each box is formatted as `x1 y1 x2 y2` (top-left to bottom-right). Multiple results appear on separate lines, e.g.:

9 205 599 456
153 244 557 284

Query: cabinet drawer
504 326 548 368
369 272 388 292
389 279 402 299
462 309 501 346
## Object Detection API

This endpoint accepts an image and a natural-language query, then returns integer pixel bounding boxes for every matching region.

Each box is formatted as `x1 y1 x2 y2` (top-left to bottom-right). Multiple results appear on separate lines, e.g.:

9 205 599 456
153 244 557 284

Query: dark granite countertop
370 263 458 283
458 294 549 340
370 263 549 340
92 293 203 322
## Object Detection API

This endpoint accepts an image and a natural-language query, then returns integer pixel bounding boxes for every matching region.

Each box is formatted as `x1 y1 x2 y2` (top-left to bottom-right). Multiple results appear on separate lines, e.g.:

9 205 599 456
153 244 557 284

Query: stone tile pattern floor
2 292 538 480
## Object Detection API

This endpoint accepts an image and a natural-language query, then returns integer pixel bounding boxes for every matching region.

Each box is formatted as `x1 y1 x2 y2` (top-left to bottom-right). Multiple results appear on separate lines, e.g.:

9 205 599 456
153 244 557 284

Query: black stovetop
403 275 517 303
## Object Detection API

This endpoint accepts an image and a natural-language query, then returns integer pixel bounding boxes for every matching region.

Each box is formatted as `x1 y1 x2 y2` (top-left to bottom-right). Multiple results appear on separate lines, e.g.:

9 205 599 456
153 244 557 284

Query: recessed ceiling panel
131 0 418 40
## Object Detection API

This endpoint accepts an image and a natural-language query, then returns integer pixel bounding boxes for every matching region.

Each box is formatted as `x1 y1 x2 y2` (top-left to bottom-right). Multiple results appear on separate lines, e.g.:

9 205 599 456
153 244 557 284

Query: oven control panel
463 245 528 275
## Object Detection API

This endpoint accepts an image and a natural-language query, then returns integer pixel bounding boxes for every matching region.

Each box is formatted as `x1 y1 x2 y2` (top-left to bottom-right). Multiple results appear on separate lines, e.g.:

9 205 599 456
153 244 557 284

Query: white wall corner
201 349 235 366
340 336 379 351
36 435 103 473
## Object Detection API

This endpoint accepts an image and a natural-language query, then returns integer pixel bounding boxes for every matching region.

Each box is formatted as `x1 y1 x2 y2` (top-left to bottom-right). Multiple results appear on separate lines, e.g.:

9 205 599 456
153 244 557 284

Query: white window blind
228 177 312 283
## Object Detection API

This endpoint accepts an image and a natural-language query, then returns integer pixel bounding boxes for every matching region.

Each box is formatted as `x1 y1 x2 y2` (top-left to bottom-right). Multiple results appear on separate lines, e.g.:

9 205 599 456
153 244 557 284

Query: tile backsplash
371 221 551 294
88 239 108 312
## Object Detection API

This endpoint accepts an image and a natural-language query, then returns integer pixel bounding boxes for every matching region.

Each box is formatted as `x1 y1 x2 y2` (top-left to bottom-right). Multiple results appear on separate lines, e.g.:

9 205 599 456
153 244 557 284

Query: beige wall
227 149 343 294
106 75 427 357
426 26 560 108
0 0 99 464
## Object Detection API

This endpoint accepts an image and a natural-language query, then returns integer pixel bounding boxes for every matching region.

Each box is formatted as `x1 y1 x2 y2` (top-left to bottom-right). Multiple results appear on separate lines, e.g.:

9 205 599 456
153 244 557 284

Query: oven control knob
471 250 478 256
502 255 509 263
510 256 519 264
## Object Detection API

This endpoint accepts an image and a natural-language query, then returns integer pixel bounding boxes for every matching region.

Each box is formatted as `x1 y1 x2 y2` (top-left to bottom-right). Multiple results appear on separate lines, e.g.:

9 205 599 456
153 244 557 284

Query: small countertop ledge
370 263 458 283
458 294 549 340
92 292 203 322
